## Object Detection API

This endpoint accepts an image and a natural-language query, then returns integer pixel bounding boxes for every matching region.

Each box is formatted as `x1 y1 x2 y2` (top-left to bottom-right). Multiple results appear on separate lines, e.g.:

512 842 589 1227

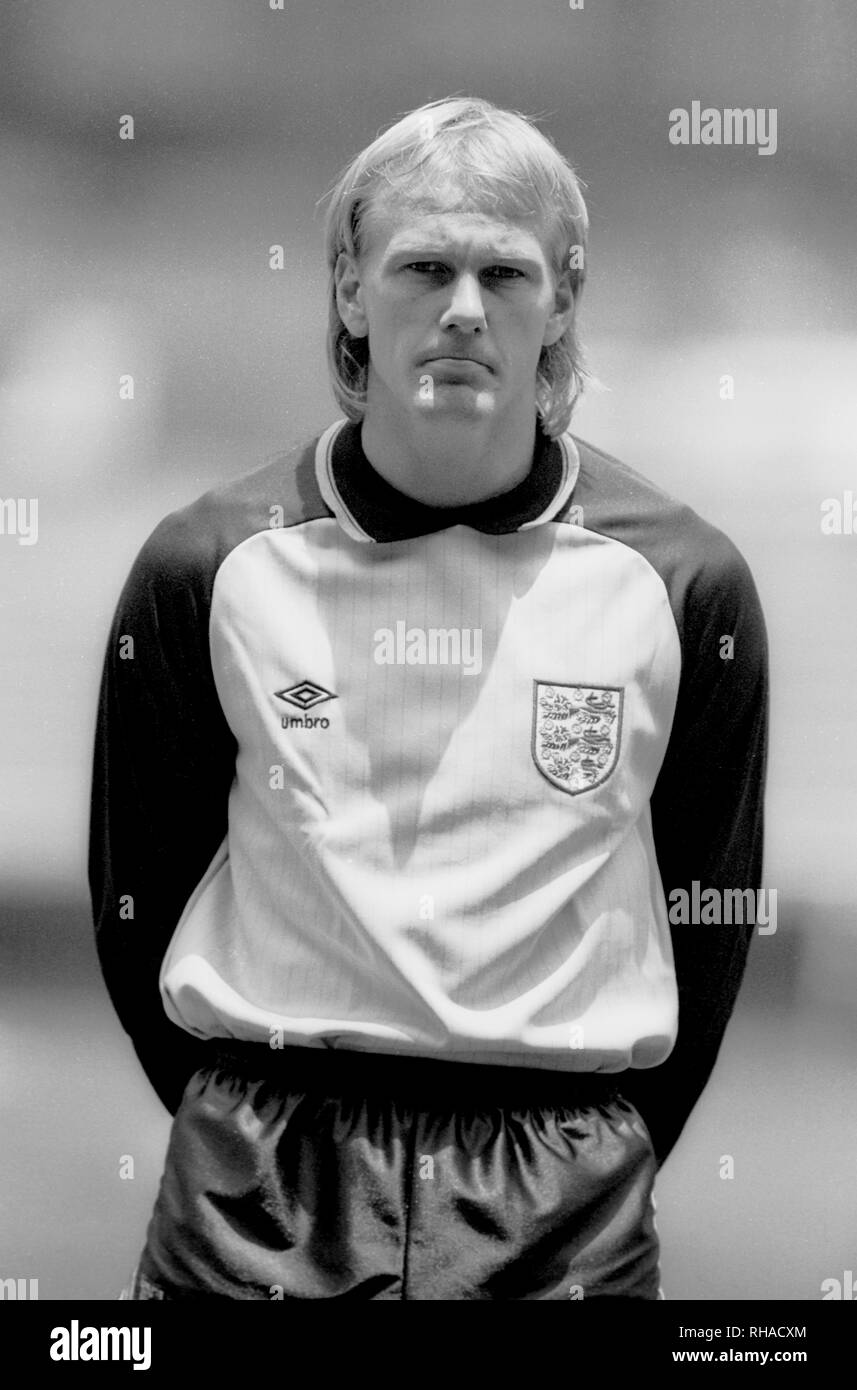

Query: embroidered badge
532 682 623 795
275 680 337 710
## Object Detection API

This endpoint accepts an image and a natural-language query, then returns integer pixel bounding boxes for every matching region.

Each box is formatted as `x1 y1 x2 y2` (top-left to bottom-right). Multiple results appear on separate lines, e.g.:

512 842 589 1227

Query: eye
483 266 524 281
404 261 448 275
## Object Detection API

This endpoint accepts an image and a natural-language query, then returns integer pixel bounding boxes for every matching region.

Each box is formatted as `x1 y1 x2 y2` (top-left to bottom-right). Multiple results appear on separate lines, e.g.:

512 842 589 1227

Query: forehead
360 194 555 265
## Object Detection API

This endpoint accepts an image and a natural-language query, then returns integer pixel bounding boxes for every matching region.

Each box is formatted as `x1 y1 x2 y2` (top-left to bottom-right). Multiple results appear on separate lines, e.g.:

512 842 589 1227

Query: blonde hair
321 96 590 438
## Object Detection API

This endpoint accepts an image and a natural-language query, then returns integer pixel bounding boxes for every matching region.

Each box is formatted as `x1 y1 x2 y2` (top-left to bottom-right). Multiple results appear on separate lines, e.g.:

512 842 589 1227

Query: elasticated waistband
207 1039 624 1112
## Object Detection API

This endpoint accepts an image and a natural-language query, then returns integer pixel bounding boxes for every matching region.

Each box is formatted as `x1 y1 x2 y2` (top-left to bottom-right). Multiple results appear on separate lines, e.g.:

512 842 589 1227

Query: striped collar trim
314 418 580 544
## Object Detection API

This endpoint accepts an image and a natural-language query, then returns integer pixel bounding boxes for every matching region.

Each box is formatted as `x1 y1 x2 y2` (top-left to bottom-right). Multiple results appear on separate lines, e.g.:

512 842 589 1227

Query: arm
88 516 237 1112
622 539 770 1168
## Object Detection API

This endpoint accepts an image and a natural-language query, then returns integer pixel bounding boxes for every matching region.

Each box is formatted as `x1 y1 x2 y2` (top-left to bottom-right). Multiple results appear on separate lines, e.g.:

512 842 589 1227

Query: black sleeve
88 518 237 1113
620 539 770 1168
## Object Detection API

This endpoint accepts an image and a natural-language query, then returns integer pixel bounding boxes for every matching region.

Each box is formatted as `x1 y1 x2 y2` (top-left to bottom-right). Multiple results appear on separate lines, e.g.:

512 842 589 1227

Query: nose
440 272 487 333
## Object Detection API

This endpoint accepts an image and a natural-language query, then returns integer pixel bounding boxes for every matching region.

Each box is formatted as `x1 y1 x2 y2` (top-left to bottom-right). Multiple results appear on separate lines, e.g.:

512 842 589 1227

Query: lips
423 355 494 373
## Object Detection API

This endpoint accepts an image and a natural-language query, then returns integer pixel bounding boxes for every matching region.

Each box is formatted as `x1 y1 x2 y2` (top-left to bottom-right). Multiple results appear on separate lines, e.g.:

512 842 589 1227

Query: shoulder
567 434 763 627
127 433 331 596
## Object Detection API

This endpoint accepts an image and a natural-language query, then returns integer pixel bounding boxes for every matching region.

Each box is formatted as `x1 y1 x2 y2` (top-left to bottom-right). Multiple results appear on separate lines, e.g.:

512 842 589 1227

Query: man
90 96 768 1301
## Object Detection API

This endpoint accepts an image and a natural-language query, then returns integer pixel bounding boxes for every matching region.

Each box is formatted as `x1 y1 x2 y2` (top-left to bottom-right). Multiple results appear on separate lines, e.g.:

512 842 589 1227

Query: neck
359 392 540 508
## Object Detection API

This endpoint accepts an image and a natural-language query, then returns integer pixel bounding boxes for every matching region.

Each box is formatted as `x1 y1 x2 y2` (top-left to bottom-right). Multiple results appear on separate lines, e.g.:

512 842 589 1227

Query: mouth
423 356 495 375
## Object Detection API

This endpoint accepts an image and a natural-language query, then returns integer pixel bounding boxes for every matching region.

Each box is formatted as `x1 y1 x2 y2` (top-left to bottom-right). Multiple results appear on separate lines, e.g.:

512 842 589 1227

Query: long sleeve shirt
89 418 768 1166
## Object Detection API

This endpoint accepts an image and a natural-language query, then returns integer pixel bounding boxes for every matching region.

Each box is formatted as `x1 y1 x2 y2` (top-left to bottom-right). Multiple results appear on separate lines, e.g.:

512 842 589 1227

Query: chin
411 386 497 421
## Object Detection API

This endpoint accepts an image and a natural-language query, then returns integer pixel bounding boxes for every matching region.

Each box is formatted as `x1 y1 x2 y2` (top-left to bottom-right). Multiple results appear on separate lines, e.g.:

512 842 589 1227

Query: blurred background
1 0 855 1300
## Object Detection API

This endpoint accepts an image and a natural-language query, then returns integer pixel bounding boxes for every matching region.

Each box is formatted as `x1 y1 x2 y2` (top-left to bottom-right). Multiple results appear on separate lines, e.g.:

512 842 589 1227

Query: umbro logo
274 680 337 730
275 681 337 711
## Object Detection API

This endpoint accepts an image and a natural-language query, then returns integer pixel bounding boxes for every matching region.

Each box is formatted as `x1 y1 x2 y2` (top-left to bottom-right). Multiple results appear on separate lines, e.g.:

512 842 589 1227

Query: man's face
335 195 573 431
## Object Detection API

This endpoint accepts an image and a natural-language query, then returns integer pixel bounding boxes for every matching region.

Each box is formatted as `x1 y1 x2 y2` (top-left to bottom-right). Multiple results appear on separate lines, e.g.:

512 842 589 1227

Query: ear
542 265 575 349
334 252 369 338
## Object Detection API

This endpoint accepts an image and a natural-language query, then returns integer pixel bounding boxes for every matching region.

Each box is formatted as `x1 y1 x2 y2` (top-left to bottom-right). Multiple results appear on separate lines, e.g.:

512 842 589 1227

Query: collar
314 418 580 543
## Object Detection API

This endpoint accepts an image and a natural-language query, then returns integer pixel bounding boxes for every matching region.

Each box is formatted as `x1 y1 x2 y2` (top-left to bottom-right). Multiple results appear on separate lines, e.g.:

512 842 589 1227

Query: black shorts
123 1043 661 1301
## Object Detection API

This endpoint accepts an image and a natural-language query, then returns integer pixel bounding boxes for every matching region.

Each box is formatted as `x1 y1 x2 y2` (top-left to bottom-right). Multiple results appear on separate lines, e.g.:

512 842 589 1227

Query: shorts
122 1042 661 1301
